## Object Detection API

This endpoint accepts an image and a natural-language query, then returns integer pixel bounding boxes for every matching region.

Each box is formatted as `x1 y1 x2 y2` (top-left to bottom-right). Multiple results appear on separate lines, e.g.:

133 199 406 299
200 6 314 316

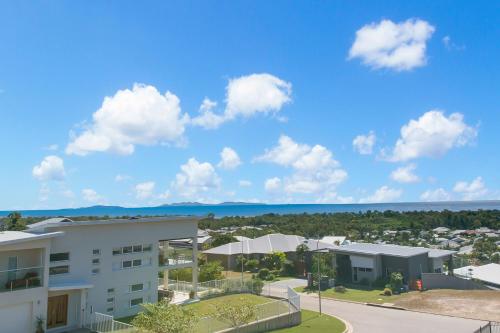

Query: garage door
0 302 32 333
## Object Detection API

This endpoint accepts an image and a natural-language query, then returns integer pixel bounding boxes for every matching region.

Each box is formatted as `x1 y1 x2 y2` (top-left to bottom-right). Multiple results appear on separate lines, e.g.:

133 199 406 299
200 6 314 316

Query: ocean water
1 201 500 218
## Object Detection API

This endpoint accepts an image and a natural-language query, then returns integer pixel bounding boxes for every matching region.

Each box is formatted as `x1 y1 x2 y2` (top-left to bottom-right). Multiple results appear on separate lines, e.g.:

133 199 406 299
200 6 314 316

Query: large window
113 244 153 255
130 297 143 307
50 265 69 275
130 283 143 292
50 252 69 262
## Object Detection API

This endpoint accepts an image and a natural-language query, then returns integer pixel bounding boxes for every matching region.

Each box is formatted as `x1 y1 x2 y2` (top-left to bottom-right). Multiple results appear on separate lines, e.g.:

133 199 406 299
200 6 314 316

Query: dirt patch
394 289 500 322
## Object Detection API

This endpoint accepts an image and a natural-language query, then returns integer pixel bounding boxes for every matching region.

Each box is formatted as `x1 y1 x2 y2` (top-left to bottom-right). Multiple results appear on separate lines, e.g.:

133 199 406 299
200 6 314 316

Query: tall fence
474 322 500 333
87 312 137 333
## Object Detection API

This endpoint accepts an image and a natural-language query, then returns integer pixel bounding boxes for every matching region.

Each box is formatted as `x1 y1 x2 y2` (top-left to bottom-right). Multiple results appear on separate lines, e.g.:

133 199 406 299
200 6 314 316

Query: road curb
365 303 406 311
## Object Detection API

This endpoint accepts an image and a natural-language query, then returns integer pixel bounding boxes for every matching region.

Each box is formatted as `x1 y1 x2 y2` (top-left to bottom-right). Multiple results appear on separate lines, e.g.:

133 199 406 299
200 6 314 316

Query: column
79 289 87 327
192 236 198 297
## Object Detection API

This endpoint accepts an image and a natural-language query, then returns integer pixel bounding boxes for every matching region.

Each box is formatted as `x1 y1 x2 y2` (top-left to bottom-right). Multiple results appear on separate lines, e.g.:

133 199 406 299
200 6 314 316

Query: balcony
0 266 44 293
158 239 194 269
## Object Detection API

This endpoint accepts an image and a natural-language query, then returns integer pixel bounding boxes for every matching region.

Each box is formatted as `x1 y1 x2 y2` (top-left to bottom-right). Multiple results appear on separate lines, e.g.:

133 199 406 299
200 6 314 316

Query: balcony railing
0 266 44 293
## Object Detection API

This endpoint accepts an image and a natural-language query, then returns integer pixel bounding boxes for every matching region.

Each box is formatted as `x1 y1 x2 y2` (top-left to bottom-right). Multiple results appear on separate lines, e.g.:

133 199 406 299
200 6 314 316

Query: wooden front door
47 295 68 329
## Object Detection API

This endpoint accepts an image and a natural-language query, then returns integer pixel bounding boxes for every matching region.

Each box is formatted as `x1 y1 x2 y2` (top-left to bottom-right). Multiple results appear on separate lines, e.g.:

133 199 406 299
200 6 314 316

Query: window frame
130 297 143 308
129 283 144 292
92 258 100 265
50 252 70 262
91 268 100 275
93 249 101 256
49 265 70 275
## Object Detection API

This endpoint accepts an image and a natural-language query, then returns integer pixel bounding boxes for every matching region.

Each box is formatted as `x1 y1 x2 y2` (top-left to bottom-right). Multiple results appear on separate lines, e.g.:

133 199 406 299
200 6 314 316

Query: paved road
267 279 487 333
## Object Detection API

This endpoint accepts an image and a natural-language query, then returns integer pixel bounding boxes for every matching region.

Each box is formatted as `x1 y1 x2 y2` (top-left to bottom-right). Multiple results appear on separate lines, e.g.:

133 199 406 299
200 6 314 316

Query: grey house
329 243 454 286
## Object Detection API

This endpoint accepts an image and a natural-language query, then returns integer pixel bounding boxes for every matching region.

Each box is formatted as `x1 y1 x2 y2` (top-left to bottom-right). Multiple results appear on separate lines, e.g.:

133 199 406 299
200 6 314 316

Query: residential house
0 216 199 333
453 263 500 289
328 243 454 286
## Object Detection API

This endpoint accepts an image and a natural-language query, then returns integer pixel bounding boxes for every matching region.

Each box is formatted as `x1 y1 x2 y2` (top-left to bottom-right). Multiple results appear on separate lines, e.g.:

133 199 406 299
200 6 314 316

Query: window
130 283 143 292
133 245 142 253
107 297 114 303
359 267 366 272
112 248 122 255
93 249 101 255
107 288 115 294
92 258 100 265
50 252 69 262
122 260 132 269
50 265 69 275
92 268 100 275
143 244 152 252
130 297 143 307
106 307 114 313
366 268 373 272
133 259 142 267
122 246 133 254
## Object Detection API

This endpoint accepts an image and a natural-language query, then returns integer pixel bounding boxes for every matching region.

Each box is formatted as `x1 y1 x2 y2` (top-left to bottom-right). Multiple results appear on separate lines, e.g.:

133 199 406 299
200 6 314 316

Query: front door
47 295 68 329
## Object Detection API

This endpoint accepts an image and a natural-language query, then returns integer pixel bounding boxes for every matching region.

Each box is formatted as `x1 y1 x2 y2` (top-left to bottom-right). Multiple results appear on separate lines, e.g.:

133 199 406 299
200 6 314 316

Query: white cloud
217 147 242 170
385 110 477 162
239 180 252 187
115 174 131 182
226 73 291 119
360 186 402 203
442 36 465 51
264 177 282 193
353 131 376 155
82 188 103 203
66 84 190 156
420 188 451 202
191 73 291 130
32 155 65 181
191 98 225 130
349 18 435 71
172 158 221 198
135 181 156 200
257 135 348 199
390 164 420 183
453 177 488 200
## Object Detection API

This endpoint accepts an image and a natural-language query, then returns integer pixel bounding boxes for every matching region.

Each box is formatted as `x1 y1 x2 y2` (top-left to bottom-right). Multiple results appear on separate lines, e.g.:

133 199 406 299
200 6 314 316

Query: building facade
0 216 199 333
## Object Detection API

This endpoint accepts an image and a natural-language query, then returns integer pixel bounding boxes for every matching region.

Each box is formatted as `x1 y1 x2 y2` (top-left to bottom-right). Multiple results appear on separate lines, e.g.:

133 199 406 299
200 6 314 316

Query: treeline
199 210 500 239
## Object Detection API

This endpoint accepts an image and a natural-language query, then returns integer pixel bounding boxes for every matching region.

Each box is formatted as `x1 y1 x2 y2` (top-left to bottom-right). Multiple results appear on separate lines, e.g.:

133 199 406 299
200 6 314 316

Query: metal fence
474 322 500 333
87 312 137 333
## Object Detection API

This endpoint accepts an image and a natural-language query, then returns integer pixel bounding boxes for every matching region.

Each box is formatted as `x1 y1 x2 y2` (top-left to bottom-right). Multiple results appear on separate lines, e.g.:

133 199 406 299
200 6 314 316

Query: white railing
159 277 256 298
87 312 137 333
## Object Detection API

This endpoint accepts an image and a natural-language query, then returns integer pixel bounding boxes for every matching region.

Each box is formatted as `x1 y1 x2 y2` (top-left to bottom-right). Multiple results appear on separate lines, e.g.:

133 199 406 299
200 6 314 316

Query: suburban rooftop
331 242 454 258
27 216 199 231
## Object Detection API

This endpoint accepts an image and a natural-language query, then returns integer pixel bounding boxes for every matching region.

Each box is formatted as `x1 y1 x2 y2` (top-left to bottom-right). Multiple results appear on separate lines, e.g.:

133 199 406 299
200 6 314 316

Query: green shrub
280 259 296 276
245 259 260 272
383 288 392 296
257 268 270 280
199 261 224 282
390 272 403 291
246 278 264 295
267 273 275 281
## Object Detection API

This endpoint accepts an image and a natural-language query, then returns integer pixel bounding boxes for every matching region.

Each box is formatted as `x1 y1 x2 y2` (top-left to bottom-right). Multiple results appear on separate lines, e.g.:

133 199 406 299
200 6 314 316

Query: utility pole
317 237 322 315
241 237 244 289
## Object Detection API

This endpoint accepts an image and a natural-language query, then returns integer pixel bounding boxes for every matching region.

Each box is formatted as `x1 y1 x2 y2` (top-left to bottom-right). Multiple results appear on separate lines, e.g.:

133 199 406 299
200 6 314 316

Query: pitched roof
330 242 430 258
454 263 500 286
0 230 63 246
203 233 334 255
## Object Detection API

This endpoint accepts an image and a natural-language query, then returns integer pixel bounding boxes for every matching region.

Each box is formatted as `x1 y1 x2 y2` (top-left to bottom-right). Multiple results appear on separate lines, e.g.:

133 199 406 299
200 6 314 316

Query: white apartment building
0 216 199 333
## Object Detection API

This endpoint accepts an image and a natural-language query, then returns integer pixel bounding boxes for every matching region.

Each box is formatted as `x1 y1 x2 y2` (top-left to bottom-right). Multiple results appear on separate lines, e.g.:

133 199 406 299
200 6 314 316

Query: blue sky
1 1 499 209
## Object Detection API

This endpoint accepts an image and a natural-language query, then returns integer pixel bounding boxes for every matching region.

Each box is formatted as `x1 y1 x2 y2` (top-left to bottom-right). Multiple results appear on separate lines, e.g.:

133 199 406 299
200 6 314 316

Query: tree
215 300 256 328
199 261 223 282
262 252 286 271
312 252 335 280
210 234 237 248
4 212 26 231
132 299 198 333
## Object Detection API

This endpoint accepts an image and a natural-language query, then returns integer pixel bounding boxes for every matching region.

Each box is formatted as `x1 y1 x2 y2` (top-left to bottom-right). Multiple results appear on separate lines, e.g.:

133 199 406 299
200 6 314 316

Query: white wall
45 219 197 320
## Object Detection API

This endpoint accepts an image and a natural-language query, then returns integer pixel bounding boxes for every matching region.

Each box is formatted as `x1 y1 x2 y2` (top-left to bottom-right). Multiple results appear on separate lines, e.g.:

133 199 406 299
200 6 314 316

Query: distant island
159 201 263 207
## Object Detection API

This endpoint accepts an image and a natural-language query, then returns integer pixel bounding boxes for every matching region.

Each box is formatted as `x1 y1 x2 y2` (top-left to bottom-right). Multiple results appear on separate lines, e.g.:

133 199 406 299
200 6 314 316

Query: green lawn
272 310 345 333
185 293 272 316
295 286 407 304
116 293 274 325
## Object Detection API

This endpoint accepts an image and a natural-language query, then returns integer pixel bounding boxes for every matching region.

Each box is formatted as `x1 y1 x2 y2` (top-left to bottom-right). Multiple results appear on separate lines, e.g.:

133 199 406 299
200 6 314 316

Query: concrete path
266 279 487 333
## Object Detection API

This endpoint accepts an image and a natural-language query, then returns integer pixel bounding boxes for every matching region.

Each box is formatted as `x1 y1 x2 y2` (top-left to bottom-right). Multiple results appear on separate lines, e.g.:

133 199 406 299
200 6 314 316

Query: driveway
266 279 487 333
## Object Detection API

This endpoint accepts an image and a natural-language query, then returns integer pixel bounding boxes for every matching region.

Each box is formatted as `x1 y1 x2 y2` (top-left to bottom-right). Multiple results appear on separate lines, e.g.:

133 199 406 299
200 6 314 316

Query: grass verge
271 310 345 332
295 286 408 304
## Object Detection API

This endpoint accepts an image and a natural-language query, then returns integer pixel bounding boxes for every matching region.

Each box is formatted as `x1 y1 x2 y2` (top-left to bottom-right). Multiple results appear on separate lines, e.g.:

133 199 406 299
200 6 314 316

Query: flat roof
28 216 199 231
0 231 63 246
330 243 431 258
